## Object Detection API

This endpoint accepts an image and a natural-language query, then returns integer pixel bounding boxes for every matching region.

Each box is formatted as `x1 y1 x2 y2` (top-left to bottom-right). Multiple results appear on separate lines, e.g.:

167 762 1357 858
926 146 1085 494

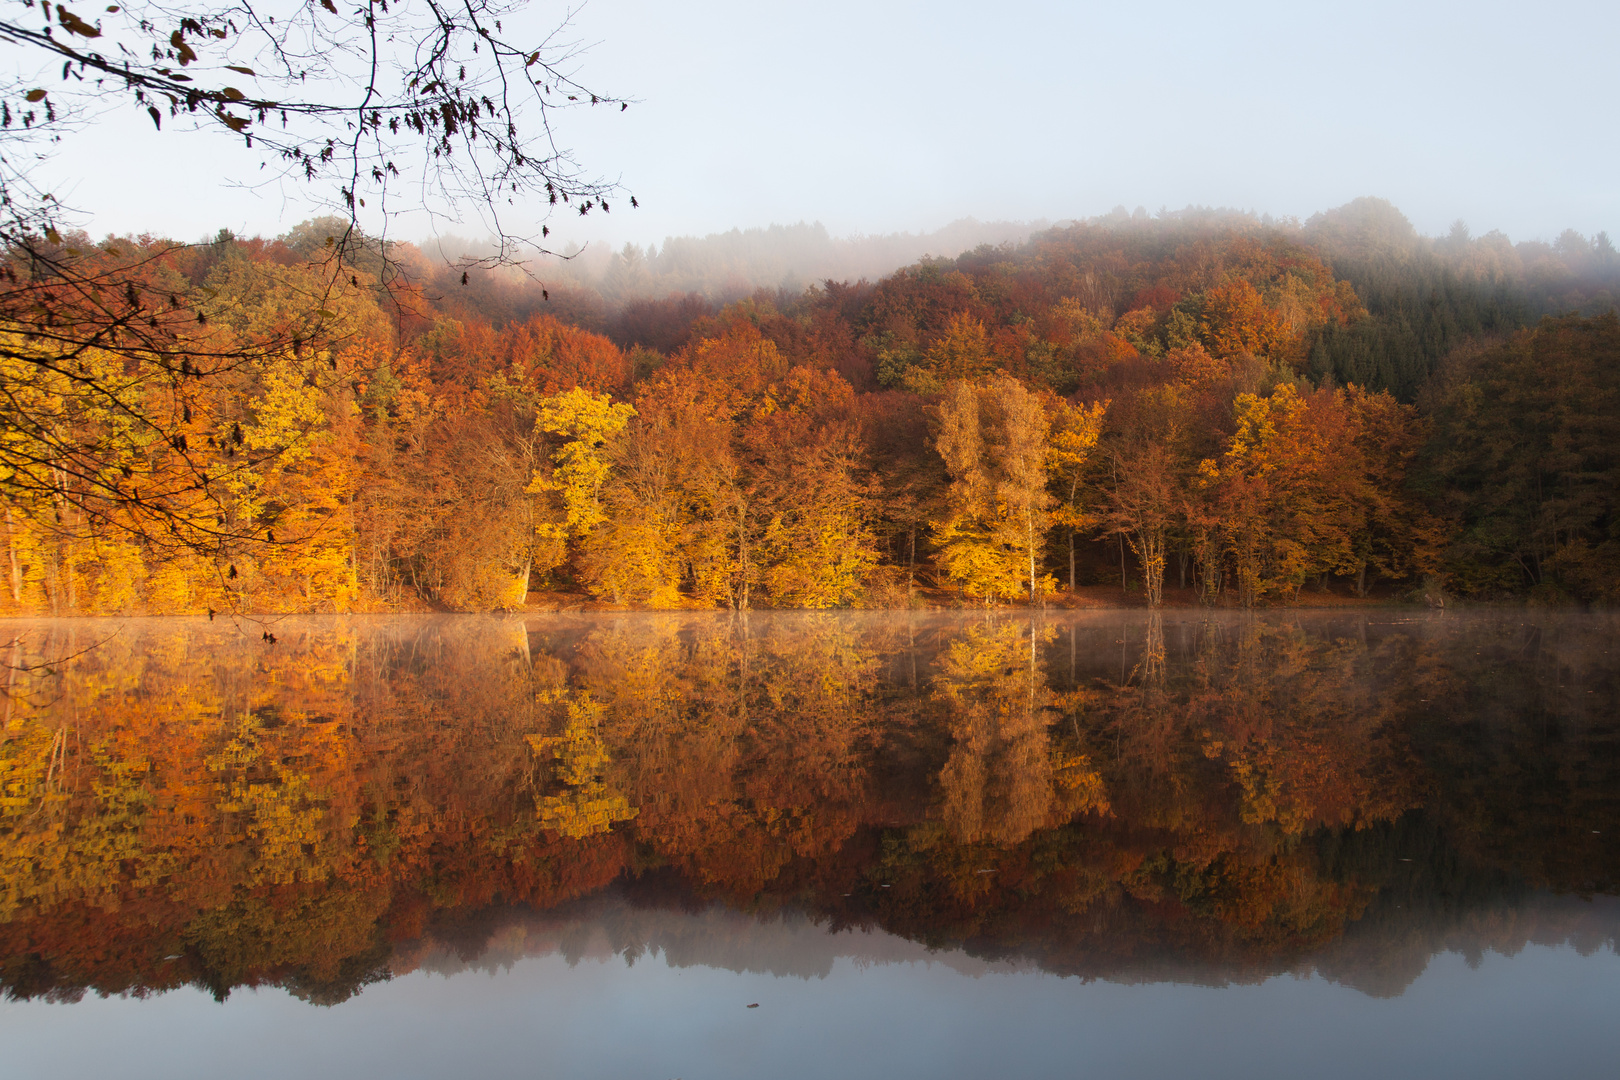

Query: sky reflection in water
7 925 1620 1080
0 611 1616 1078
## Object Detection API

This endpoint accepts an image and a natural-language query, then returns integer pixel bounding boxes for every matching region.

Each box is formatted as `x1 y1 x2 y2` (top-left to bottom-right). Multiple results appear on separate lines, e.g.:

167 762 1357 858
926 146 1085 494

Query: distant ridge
433 218 1048 304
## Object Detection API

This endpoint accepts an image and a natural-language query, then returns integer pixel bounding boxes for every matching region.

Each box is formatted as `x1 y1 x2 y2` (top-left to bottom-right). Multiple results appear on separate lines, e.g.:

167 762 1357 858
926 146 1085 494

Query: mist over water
3 0 1616 1070
1 610 1617 1076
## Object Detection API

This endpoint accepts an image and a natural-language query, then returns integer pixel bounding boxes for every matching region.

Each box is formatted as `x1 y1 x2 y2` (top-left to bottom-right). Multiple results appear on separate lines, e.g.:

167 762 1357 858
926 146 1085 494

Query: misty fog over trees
3 197 1617 615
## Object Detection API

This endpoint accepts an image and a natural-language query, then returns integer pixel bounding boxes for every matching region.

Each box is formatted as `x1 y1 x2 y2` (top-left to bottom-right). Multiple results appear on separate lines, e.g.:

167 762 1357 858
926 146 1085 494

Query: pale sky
36 0 1620 252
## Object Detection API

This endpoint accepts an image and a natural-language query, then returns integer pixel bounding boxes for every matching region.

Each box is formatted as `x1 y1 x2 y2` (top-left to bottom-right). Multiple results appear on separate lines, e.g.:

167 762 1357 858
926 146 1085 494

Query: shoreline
7 596 1599 621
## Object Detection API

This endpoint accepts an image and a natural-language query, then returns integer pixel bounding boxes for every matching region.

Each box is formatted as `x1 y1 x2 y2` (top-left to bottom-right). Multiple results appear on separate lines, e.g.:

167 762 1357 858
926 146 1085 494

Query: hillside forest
3 197 1618 614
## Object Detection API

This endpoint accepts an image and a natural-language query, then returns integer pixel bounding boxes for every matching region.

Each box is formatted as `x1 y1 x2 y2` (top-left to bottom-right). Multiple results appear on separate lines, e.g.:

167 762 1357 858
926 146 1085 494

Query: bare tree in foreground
0 0 634 573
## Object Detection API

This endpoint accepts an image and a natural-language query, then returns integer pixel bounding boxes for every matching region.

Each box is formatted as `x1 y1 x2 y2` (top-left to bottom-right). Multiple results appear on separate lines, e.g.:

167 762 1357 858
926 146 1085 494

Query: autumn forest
4 198 1618 616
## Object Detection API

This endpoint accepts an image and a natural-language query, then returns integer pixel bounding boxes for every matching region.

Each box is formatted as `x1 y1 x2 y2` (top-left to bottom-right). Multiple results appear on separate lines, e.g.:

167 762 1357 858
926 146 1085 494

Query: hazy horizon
29 0 1618 256
50 200 1619 264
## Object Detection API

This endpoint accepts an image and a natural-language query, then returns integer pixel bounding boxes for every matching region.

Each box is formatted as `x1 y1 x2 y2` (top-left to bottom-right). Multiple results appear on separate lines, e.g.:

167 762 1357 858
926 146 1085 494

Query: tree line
1 202 1616 614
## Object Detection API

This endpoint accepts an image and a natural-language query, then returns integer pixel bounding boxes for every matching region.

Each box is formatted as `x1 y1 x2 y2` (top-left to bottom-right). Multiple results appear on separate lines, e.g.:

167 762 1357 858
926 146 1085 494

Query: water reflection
0 611 1616 1005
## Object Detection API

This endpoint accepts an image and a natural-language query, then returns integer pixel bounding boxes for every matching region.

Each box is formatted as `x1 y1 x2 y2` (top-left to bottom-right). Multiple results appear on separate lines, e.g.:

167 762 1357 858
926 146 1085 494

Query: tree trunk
53 471 75 613
1139 529 1165 608
733 501 750 611
1193 530 1222 606
5 508 20 605
1027 511 1037 604
63 534 75 612
1068 530 1076 593
907 527 917 599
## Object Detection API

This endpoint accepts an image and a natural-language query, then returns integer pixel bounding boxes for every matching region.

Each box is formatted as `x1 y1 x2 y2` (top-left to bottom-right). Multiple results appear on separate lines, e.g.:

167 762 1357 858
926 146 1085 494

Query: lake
1 611 1617 1078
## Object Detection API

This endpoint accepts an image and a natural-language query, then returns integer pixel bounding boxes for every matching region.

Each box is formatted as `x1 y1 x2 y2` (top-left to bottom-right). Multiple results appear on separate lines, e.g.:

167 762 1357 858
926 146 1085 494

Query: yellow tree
531 388 638 537
528 387 637 587
925 313 995 382
933 376 1054 603
202 349 349 611
1199 384 1363 605
580 372 722 607
185 257 396 612
0 330 213 614
1198 388 1294 606
746 368 878 608
1048 399 1108 592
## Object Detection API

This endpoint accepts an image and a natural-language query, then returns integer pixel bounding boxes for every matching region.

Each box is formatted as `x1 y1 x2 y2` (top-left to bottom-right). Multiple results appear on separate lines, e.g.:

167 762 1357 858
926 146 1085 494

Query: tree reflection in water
0 611 1615 1004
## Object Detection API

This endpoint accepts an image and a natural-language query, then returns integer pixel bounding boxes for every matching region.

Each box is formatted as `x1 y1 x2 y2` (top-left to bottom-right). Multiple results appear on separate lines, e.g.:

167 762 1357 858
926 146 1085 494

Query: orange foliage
0 214 1455 617
1199 279 1289 359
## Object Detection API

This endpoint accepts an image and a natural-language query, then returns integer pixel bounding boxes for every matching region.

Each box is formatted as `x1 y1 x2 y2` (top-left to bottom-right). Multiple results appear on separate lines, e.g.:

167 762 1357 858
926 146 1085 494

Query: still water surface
1 611 1616 1078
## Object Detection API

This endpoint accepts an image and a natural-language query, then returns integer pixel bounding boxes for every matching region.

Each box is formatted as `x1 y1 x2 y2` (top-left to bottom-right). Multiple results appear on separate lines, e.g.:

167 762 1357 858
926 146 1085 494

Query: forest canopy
3 199 1618 614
